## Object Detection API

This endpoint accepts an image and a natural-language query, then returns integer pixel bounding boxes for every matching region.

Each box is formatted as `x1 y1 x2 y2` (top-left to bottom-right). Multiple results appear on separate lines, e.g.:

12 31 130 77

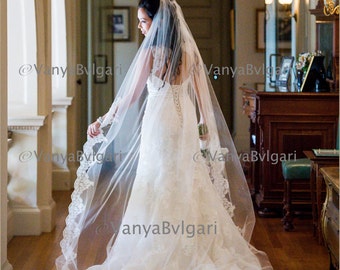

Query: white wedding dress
57 1 273 268
87 75 263 270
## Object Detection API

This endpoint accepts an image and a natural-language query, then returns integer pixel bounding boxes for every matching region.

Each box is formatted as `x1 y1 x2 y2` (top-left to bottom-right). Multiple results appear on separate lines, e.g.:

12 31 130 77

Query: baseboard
11 199 56 235
52 168 71 190
40 199 56 232
7 206 14 243
12 207 42 235
1 260 13 270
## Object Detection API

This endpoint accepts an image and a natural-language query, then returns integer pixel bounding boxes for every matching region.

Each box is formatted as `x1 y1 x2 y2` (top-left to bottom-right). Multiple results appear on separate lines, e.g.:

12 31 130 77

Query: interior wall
112 0 140 95
79 0 312 154
233 0 265 152
78 0 140 143
0 0 12 268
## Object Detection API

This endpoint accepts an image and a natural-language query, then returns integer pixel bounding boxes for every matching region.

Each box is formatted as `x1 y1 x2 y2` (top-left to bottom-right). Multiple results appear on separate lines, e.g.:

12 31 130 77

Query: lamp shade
324 0 339 5
279 0 293 4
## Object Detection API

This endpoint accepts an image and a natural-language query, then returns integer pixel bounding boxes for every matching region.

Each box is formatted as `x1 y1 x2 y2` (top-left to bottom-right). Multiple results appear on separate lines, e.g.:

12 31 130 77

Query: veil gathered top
56 0 273 269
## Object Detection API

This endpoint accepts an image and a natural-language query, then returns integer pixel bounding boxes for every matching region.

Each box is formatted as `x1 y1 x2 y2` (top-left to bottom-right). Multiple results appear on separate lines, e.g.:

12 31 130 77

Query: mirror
264 0 296 91
263 0 336 92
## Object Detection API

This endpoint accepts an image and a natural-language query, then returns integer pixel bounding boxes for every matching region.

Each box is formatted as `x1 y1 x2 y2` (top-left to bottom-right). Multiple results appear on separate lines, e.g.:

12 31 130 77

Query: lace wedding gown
87 75 263 269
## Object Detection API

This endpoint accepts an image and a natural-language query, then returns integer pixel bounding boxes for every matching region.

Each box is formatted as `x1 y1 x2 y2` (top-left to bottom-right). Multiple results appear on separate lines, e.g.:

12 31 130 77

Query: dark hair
140 0 182 82
138 0 160 19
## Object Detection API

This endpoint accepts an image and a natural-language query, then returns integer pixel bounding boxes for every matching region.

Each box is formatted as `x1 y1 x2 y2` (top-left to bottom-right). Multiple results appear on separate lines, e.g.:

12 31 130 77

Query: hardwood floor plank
7 191 330 269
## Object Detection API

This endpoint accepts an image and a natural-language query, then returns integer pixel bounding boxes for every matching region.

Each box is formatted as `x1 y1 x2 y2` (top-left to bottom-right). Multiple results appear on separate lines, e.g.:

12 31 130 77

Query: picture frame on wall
101 7 130 41
256 9 265 52
277 11 292 51
94 54 108 84
256 9 292 52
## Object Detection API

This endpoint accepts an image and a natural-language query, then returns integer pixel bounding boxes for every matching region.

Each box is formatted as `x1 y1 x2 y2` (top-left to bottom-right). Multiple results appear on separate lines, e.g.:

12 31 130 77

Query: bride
56 0 273 269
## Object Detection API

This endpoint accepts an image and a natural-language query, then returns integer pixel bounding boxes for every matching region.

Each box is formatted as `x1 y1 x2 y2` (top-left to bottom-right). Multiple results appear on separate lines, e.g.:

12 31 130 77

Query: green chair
281 158 311 231
281 122 339 231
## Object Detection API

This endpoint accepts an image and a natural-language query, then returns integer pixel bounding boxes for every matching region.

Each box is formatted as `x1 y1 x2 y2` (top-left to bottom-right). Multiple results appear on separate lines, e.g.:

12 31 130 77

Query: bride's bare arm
192 59 209 141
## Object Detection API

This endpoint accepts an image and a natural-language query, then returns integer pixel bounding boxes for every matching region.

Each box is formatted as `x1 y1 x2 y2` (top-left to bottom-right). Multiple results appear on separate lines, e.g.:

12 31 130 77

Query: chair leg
282 180 294 231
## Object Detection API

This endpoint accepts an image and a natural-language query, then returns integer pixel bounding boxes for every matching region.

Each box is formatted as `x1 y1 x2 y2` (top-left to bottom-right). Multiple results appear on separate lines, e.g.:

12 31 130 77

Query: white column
51 0 74 190
7 0 38 116
65 0 83 184
6 0 56 236
0 0 13 268
7 134 13 243
52 98 73 190
7 117 48 235
35 0 56 233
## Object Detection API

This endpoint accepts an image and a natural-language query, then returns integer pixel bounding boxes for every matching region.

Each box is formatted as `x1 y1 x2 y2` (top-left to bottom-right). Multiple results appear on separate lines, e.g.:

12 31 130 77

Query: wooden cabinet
241 88 339 214
320 167 339 270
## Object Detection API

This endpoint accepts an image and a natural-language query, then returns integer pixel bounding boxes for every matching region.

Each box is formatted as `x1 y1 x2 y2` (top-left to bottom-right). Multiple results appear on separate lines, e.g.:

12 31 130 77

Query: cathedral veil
56 0 272 269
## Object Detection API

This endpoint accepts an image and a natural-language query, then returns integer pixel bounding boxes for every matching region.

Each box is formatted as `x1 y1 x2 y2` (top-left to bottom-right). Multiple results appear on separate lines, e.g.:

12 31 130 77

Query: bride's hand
198 122 209 141
87 121 101 138
199 132 209 141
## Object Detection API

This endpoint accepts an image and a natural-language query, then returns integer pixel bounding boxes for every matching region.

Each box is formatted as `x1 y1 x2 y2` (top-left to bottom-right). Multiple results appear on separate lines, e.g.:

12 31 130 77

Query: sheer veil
56 0 272 269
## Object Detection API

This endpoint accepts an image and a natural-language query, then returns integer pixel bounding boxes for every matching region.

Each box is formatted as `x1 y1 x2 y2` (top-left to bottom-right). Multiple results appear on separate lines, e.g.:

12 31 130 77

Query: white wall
7 0 38 116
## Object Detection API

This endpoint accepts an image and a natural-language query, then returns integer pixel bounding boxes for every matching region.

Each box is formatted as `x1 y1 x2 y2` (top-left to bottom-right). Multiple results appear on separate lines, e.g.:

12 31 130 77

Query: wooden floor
8 191 330 270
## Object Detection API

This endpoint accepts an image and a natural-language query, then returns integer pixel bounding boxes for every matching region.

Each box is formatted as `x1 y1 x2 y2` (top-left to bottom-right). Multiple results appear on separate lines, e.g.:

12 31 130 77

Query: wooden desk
304 151 339 244
320 167 339 270
239 87 339 215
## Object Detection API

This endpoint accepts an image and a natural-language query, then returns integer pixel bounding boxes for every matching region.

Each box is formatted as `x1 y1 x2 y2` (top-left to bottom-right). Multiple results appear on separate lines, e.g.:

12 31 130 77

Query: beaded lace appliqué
59 133 107 263
171 87 183 127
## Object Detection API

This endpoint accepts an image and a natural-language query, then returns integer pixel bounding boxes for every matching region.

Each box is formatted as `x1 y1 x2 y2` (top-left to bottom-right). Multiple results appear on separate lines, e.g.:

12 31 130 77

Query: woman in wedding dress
56 0 272 269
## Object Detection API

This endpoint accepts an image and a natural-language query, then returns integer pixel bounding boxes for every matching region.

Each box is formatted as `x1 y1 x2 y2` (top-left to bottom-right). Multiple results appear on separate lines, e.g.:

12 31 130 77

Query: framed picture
101 7 130 41
256 9 292 52
277 56 294 85
256 9 265 52
300 55 330 92
94 54 108 84
277 11 292 51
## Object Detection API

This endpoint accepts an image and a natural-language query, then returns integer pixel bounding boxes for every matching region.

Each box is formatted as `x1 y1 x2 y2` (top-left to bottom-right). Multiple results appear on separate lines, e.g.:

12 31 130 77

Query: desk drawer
332 189 339 210
323 218 339 261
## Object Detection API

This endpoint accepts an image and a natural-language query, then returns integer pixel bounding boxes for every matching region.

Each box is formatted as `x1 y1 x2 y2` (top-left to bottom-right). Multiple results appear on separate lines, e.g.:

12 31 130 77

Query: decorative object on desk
323 0 339 16
277 56 294 85
296 51 319 88
296 52 316 73
312 149 340 157
300 53 330 92
296 69 304 89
